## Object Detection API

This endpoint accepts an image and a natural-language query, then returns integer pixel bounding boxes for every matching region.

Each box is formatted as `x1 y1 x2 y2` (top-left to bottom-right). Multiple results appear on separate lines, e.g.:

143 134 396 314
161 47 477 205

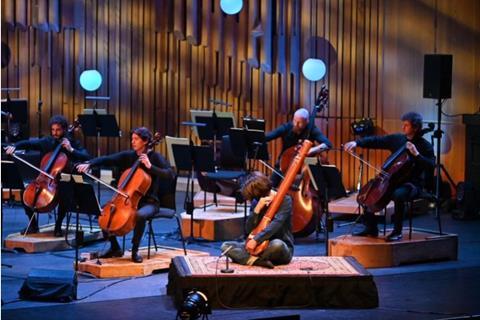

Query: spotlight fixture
220 0 243 15
302 58 326 82
177 290 211 320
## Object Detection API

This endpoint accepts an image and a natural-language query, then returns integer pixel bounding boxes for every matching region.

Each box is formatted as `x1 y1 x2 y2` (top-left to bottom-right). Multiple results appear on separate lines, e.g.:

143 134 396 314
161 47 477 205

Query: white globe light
302 58 327 81
220 0 243 15
79 70 103 91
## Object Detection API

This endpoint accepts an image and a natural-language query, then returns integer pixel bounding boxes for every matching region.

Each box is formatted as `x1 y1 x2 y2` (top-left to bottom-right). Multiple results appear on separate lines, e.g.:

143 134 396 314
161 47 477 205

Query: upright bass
248 140 313 256
278 86 329 237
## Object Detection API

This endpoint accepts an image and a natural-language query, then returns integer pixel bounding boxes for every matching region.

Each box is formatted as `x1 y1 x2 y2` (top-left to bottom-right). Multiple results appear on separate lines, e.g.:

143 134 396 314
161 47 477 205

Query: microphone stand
220 246 234 273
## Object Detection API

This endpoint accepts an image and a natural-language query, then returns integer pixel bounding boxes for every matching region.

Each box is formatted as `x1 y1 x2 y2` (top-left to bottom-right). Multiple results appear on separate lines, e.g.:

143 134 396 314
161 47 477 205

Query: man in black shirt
266 108 332 186
76 127 174 263
344 112 435 241
4 115 91 237
221 172 294 268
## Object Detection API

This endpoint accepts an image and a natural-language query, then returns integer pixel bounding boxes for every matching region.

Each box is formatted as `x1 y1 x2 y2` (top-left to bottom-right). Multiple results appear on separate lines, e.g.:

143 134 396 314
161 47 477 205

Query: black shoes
386 230 403 242
131 251 143 263
54 227 64 237
99 247 124 258
253 258 274 269
353 226 379 238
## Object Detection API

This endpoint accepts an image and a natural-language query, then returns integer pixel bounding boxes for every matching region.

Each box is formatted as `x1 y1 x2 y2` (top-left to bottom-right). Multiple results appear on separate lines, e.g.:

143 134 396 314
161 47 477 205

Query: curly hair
130 127 153 143
48 115 68 131
241 171 272 201
401 112 423 131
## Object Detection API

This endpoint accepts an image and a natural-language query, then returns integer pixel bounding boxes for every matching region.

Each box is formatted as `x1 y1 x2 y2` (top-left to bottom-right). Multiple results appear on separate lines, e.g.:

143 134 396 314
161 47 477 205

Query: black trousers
363 183 419 231
23 202 67 231
106 203 159 251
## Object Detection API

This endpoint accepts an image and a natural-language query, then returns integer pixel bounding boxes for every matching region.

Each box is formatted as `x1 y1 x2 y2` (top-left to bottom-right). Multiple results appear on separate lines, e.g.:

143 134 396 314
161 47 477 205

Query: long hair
241 171 272 201
130 127 152 143
401 112 423 131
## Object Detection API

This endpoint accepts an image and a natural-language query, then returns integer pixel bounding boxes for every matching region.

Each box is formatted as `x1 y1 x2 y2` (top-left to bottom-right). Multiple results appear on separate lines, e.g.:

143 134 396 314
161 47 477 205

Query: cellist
265 108 332 187
4 115 90 236
220 172 294 269
344 112 435 241
76 127 174 263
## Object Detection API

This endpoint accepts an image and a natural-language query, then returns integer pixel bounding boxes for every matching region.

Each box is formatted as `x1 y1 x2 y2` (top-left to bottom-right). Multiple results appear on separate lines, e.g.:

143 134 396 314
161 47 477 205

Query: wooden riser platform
181 205 246 241
4 224 103 253
328 229 458 268
77 246 209 278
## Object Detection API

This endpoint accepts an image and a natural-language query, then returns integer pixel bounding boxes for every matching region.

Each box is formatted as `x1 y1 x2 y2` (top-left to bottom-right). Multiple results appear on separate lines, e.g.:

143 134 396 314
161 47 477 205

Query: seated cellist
221 172 294 269
344 112 435 242
76 127 174 263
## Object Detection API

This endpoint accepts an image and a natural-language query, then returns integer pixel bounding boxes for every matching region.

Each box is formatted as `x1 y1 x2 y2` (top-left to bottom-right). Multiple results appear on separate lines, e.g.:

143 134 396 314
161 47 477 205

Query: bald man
265 108 332 186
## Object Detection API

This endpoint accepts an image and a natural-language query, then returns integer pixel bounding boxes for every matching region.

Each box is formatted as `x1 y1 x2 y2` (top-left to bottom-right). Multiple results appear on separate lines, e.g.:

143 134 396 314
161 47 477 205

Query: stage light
220 0 243 15
302 58 326 81
79 70 102 91
177 290 211 320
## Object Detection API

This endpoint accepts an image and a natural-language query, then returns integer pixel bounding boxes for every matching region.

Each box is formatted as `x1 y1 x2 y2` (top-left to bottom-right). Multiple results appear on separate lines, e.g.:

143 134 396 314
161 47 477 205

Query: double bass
83 133 162 236
247 140 313 256
12 120 81 213
278 86 329 237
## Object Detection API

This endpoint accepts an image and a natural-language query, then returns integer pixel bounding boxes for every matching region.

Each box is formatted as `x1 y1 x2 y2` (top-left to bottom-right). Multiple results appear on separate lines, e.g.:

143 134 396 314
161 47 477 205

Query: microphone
220 245 234 257
220 246 235 274
209 98 232 106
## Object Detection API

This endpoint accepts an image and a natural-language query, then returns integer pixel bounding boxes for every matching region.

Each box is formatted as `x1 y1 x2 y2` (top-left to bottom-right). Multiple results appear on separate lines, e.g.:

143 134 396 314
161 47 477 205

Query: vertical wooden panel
2 0 479 189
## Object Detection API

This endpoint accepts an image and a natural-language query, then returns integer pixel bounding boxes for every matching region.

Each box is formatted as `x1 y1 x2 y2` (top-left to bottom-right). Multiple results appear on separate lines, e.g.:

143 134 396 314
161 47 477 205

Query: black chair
146 174 187 259
382 189 437 239
196 135 247 211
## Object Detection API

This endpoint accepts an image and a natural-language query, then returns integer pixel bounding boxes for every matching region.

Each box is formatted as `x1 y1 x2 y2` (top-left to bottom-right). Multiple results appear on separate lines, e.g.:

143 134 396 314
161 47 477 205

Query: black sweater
246 195 294 252
266 122 333 155
14 136 91 172
88 150 175 204
356 133 435 187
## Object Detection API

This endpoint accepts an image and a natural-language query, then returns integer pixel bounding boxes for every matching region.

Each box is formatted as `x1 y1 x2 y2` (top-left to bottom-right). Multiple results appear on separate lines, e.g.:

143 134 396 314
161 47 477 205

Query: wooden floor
329 229 458 268
77 245 209 278
4 223 104 253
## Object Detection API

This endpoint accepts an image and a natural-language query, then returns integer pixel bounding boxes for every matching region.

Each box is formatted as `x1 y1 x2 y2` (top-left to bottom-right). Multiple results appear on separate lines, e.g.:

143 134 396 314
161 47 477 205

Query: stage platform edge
167 255 379 309
328 229 458 268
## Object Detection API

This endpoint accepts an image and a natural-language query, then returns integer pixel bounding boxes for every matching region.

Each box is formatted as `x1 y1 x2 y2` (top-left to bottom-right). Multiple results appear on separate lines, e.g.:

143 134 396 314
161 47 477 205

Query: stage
167 255 379 309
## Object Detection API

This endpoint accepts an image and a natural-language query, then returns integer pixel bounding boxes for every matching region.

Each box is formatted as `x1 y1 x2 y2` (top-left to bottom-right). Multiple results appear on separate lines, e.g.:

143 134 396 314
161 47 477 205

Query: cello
247 140 313 256
11 120 81 213
82 133 162 236
278 86 329 237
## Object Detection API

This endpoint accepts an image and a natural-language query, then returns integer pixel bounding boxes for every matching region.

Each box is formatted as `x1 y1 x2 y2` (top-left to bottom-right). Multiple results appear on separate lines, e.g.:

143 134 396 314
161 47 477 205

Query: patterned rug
183 256 361 277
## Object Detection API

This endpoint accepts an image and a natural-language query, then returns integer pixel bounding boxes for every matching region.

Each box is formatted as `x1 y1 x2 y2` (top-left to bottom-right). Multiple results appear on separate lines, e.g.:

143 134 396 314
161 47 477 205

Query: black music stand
229 127 269 170
194 113 234 164
242 117 265 131
1 98 29 142
307 163 346 255
58 176 101 271
78 111 120 196
172 143 214 242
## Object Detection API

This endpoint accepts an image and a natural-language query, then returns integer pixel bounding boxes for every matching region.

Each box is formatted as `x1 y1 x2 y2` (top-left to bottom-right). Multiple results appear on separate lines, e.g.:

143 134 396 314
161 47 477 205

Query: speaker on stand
423 54 453 235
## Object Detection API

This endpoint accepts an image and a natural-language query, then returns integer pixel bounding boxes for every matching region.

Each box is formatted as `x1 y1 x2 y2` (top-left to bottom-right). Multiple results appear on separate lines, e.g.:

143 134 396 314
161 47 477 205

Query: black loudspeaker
423 54 452 99
19 268 77 302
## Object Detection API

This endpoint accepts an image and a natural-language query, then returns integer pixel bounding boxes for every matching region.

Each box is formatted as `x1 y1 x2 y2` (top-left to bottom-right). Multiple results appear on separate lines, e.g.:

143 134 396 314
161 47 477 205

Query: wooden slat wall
2 0 479 189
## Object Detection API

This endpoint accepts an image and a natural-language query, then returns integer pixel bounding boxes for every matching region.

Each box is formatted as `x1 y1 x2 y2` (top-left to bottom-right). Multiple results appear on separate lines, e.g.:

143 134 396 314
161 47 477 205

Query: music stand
77 110 120 197
1 98 29 142
229 128 269 171
191 109 235 163
58 174 101 271
243 117 265 131
307 163 346 255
